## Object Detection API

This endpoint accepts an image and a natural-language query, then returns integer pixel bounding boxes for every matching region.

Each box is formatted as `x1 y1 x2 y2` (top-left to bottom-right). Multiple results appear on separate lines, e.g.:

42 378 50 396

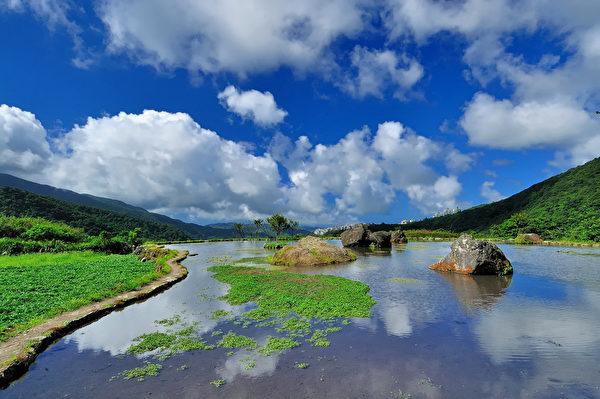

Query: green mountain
402 157 600 242
0 174 234 239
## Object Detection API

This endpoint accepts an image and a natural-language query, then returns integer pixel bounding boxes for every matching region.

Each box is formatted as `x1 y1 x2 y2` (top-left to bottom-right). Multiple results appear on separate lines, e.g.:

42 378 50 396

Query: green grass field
0 251 169 342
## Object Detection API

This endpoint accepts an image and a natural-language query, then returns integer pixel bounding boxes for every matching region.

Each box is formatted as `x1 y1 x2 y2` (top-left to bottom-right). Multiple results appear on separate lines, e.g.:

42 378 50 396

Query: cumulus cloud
460 93 599 149
0 104 469 223
217 86 287 127
342 46 423 99
480 181 504 203
383 0 600 166
97 0 368 77
0 104 52 175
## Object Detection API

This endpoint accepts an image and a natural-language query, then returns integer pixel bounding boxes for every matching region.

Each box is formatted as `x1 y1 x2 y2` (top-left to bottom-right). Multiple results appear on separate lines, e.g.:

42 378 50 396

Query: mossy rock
271 236 357 267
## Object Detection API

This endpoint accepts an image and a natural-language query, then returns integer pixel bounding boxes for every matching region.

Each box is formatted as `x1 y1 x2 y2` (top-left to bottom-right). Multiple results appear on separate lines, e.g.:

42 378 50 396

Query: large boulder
341 224 392 249
516 233 543 244
367 231 392 249
272 236 357 267
391 230 408 244
430 234 513 276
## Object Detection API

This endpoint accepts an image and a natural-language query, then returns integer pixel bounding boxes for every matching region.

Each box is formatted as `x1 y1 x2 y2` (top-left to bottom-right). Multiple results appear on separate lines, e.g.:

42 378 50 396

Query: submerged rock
341 224 392 249
430 234 513 276
272 236 357 267
391 230 408 244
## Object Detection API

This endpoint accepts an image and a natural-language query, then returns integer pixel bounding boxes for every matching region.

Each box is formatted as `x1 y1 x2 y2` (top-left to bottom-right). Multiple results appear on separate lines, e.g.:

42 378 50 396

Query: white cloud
217 86 287 127
342 46 423 99
0 104 51 175
460 93 599 149
97 0 368 77
480 181 504 203
1 104 469 223
49 109 283 220
383 0 600 166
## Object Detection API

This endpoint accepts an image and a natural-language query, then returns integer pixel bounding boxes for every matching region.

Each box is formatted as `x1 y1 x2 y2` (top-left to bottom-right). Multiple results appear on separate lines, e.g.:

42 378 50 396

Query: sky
1 0 599 226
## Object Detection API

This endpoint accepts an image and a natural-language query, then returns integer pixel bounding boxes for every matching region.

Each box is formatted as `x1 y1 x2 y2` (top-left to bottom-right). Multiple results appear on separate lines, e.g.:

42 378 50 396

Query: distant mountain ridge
400 157 600 242
0 174 234 239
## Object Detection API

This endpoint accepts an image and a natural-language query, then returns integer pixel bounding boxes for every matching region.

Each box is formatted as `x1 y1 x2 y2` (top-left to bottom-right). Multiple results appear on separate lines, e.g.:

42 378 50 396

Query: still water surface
3 241 600 398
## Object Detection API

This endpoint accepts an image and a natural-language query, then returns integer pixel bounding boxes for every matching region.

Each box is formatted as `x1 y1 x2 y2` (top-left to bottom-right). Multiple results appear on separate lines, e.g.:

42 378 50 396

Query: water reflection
437 272 512 312
3 241 600 399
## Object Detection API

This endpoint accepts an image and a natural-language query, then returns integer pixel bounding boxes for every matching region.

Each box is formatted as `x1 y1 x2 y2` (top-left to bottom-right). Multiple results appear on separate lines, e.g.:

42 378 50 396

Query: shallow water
3 241 600 398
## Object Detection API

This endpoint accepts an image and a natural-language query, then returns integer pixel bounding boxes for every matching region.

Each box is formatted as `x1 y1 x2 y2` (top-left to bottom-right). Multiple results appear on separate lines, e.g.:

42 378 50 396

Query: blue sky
1 1 599 225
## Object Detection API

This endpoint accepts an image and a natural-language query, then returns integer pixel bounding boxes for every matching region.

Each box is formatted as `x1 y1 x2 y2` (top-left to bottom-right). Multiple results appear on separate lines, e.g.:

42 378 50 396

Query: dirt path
0 250 189 388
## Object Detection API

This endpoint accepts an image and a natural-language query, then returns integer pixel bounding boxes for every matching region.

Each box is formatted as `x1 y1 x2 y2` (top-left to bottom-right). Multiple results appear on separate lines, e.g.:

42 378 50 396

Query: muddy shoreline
0 250 189 389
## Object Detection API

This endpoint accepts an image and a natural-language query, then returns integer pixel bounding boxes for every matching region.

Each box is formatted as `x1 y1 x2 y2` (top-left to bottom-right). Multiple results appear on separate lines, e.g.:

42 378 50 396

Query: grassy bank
0 250 175 342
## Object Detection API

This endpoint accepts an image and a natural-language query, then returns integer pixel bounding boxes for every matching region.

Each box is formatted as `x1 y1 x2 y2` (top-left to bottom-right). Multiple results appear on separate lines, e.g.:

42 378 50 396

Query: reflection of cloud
475 286 600 364
217 350 279 381
438 273 511 312
380 301 412 337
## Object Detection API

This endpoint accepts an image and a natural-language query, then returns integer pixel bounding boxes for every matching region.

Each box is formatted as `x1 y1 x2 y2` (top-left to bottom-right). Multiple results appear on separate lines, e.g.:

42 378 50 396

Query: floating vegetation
209 255 232 264
210 378 226 388
121 362 162 381
177 364 188 371
259 336 300 356
210 309 232 319
217 331 258 350
126 326 214 357
155 314 183 327
276 317 311 335
341 319 351 325
211 329 224 336
307 327 341 347
388 277 423 284
264 241 288 250
233 256 272 265
557 250 600 257
208 265 376 320
295 362 309 369
240 355 256 370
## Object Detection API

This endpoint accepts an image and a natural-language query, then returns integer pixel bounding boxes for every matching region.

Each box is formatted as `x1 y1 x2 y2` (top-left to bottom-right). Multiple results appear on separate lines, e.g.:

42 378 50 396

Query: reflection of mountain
438 273 512 312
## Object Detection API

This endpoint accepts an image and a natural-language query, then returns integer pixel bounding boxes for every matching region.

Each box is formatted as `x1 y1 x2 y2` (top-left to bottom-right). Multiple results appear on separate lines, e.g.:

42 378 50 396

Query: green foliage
233 223 245 238
0 252 169 342
0 187 189 241
210 378 226 388
259 336 300 356
127 327 214 357
402 157 600 242
295 362 309 369
217 332 258 349
208 265 376 320
121 362 162 380
263 241 288 250
266 213 299 238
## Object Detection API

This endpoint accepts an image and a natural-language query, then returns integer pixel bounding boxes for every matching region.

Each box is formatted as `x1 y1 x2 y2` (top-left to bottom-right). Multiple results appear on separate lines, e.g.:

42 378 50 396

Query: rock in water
340 224 370 247
391 230 408 244
367 231 392 249
341 224 392 249
519 233 543 244
272 236 357 267
430 234 513 276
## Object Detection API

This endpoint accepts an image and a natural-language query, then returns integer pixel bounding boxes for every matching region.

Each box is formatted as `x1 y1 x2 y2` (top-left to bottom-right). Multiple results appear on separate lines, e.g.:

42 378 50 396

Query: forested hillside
403 157 600 242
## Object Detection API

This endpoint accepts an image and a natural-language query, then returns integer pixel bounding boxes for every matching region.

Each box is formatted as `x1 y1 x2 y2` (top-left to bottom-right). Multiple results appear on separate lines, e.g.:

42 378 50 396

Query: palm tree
233 223 245 239
253 219 263 238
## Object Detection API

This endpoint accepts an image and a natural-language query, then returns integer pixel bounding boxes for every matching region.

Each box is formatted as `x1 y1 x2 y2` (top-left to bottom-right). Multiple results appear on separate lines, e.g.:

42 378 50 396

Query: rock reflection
437 272 512 312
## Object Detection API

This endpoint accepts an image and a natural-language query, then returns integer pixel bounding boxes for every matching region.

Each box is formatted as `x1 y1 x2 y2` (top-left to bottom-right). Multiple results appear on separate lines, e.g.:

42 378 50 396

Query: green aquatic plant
240 355 256 370
208 265 376 320
217 332 258 350
259 336 300 356
234 256 272 264
210 378 226 388
276 317 311 334
126 326 214 356
210 309 232 319
155 314 183 327
121 362 162 380
307 327 341 347
295 362 309 369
